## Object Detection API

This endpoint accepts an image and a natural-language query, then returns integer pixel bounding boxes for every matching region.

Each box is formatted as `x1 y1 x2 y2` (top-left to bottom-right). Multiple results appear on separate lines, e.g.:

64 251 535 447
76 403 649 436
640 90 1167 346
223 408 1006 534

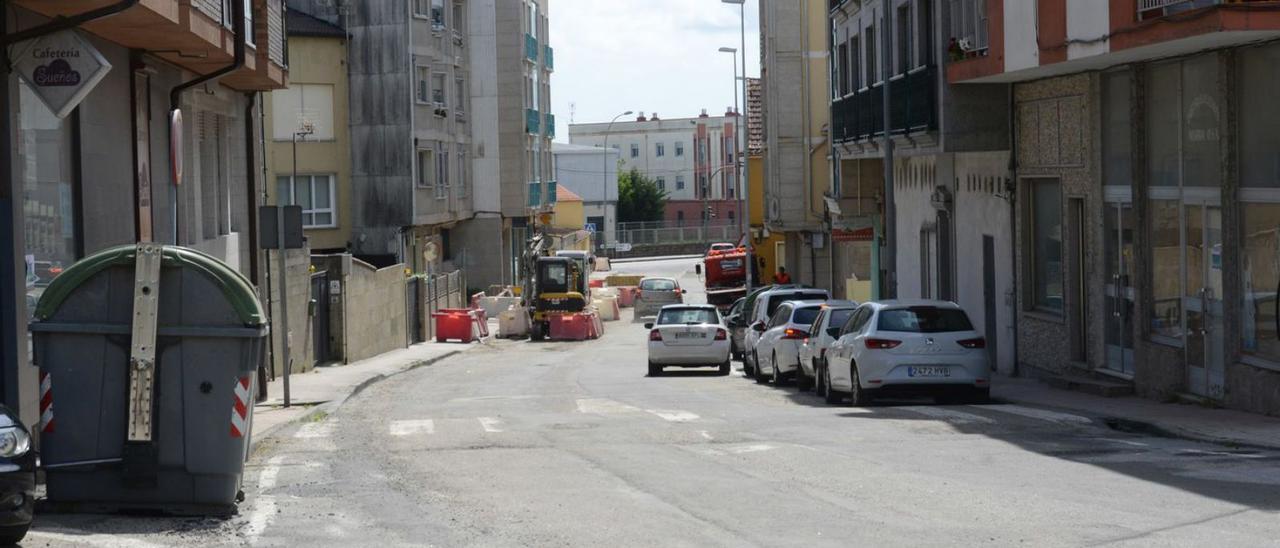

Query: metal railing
418 270 466 341
1138 0 1240 18
616 219 738 232
616 224 742 246
831 65 937 143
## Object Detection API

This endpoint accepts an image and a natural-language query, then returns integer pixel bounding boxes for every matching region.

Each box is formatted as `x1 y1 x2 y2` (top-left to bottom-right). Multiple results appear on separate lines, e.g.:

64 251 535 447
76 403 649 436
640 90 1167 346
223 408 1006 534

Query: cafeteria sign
13 30 112 119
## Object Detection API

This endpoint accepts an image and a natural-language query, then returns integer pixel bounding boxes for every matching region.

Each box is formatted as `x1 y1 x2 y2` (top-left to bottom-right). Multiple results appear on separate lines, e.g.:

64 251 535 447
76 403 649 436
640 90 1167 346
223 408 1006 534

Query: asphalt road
30 257 1280 547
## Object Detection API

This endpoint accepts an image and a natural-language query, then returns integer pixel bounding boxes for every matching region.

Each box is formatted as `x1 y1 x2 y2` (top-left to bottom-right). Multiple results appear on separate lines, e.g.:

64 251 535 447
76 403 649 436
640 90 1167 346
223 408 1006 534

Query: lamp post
717 46 743 247
720 0 752 293
600 110 633 253
281 123 313 407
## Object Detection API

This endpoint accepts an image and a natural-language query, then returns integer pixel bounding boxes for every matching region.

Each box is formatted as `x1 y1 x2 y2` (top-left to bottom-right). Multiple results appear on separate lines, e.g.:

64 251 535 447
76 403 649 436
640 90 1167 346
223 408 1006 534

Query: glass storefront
17 80 76 320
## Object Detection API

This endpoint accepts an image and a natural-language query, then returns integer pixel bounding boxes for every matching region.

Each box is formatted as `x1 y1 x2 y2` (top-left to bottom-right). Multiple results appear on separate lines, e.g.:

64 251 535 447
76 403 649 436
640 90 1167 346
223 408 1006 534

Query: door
1103 203 1136 375
983 235 999 371
407 277 424 344
310 273 332 364
1184 204 1224 398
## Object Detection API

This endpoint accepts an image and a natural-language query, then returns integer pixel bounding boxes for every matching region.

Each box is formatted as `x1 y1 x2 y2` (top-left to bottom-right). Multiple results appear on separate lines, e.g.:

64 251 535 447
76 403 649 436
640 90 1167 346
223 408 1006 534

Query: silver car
634 277 686 319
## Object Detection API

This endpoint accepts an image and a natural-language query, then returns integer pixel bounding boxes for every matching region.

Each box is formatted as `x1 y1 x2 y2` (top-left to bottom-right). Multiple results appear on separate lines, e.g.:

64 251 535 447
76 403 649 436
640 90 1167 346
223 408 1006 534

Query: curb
248 349 464 451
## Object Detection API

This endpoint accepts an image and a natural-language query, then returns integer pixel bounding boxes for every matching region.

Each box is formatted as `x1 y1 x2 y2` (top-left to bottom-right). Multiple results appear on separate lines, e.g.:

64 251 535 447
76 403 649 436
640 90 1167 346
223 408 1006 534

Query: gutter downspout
800 0 813 286
168 0 247 242
1007 85 1019 378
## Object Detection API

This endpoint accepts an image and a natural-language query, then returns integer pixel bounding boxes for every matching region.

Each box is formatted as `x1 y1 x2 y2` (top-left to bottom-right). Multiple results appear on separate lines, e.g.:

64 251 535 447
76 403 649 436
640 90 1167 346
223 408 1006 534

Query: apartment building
3 0 288 424
552 143 619 247
828 0 1013 368
455 0 556 287
760 0 832 289
570 111 742 226
947 0 1280 416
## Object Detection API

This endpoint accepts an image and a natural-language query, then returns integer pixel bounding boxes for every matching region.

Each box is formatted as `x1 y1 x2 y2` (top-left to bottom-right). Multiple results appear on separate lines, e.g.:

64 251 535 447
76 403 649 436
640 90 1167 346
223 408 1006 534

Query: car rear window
641 279 676 291
791 307 821 326
827 308 856 329
877 307 974 333
657 308 718 325
765 292 827 316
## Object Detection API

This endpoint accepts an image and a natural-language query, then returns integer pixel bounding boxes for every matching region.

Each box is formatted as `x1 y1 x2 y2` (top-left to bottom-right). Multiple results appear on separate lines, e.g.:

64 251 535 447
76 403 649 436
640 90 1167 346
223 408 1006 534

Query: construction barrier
477 296 522 319
589 279 605 289
595 257 612 272
616 286 638 307
433 308 486 343
594 297 621 321
498 305 530 338
605 274 644 287
590 311 605 338
594 287 619 299
549 313 593 341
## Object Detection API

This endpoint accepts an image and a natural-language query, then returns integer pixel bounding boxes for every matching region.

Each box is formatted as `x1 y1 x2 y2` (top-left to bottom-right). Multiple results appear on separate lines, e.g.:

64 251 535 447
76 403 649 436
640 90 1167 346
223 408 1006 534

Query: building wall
552 199 584 230
265 35 353 252
266 246 315 376
568 115 740 202
342 258 409 362
954 151 1016 374
553 145 618 243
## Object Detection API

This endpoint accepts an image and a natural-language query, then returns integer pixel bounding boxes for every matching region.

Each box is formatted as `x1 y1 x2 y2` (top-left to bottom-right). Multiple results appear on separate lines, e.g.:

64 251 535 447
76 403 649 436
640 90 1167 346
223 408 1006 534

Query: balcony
527 181 543 208
525 33 538 62
831 65 937 144
547 181 558 205
544 45 554 71
526 109 540 135
544 113 556 138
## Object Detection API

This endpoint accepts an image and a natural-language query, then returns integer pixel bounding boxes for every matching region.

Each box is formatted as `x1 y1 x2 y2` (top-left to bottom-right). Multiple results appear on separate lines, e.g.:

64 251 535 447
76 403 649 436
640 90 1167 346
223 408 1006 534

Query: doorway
1104 202 1135 375
1183 202 1224 399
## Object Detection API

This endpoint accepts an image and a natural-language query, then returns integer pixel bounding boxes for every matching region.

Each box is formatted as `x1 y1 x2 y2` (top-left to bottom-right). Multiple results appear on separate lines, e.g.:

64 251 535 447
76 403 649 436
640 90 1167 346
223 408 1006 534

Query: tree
617 168 667 223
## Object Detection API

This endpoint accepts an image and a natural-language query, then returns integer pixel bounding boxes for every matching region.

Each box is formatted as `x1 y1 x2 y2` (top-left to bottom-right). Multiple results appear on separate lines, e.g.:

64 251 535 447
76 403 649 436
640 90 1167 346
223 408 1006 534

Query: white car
796 302 859 391
646 305 731 376
742 287 829 376
751 300 827 384
823 300 991 406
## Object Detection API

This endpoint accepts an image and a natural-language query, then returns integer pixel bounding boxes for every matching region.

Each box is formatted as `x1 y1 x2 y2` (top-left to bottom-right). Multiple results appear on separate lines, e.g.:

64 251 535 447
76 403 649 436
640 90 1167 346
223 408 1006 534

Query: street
29 257 1280 547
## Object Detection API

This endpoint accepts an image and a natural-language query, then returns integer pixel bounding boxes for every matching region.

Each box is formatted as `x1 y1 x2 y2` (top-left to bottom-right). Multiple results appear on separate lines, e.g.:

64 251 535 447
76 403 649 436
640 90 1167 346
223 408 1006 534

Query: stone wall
342 258 409 363
266 246 314 376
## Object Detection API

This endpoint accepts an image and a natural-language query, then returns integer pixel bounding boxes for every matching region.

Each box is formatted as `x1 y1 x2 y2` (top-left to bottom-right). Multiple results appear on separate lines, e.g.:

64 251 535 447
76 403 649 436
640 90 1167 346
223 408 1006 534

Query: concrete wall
267 246 314 376
954 151 1016 374
342 258 409 363
1003 0 1039 72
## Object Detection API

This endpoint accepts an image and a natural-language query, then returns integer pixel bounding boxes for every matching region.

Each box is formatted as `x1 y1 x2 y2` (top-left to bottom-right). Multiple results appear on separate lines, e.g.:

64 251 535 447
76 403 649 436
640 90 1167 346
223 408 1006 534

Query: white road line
646 409 700 422
576 398 643 415
389 419 436 436
984 404 1093 425
728 443 776 454
294 419 337 439
244 455 287 545
899 406 996 425
478 417 504 433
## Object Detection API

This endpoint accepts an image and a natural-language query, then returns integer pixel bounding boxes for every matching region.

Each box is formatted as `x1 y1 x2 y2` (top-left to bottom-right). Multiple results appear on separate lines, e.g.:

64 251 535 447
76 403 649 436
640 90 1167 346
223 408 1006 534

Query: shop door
1184 204 1224 398
1104 203 1136 375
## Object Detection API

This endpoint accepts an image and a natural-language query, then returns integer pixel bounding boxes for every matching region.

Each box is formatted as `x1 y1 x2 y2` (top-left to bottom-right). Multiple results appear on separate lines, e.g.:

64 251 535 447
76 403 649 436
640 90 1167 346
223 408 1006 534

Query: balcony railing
831 65 937 143
525 33 538 62
545 45 554 70
544 113 556 138
527 182 542 208
547 181 558 205
526 109 540 135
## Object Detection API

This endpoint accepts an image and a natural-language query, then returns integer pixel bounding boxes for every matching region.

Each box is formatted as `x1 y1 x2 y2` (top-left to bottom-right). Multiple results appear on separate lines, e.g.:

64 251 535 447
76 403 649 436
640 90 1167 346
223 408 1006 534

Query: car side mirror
752 322 766 332
644 323 654 330
827 327 841 338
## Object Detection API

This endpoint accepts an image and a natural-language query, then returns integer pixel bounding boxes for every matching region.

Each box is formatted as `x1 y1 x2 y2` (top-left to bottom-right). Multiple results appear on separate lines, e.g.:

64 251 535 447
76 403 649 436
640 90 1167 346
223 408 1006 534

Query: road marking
983 404 1093 425
647 409 700 422
1093 437 1149 448
899 406 996 425
576 398 642 415
244 455 287 545
389 419 436 436
294 419 337 439
478 417 504 433
728 443 776 454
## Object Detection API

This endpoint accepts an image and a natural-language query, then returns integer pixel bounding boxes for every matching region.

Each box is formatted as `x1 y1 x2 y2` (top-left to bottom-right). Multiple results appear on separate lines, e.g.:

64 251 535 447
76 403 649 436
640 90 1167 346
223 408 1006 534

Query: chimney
650 112 660 121
699 108 709 118
636 111 648 122
725 107 738 117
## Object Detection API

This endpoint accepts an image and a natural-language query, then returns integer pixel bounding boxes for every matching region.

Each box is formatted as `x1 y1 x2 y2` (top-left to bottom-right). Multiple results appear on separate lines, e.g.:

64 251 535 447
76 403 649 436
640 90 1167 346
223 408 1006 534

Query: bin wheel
0 524 30 546
236 489 246 504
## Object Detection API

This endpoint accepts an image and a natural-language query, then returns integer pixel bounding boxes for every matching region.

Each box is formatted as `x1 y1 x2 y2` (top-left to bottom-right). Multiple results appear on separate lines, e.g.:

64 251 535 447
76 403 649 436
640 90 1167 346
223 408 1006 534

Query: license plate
908 366 950 378
674 332 705 339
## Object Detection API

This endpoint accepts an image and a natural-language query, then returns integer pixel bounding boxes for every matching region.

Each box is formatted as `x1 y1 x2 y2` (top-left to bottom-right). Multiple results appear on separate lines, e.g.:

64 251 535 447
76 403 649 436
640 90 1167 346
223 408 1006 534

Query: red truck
701 245 749 310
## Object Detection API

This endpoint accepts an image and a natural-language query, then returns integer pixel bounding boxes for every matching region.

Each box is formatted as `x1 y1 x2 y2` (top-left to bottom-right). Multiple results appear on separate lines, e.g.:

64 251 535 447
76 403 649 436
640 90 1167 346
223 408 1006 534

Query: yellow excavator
522 233 587 340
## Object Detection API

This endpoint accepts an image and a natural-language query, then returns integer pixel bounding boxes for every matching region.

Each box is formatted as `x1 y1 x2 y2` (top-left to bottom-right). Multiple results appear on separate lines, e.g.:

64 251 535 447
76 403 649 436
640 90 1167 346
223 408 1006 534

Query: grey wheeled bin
29 243 266 515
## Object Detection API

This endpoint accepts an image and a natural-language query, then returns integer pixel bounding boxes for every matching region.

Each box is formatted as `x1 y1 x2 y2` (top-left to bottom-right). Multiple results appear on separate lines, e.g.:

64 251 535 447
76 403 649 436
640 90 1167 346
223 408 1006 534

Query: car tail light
649 330 663 342
958 337 986 349
715 329 727 341
783 328 808 340
865 338 902 349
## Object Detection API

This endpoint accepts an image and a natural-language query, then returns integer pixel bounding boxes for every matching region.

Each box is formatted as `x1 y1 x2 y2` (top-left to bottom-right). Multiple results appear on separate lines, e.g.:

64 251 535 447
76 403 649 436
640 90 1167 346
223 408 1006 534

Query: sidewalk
248 340 480 450
993 374 1280 450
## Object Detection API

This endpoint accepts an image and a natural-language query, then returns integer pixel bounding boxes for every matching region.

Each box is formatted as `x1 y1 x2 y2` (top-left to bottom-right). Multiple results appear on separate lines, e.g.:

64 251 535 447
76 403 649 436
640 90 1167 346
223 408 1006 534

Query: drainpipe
245 92 260 284
168 0 248 241
1007 85 1019 378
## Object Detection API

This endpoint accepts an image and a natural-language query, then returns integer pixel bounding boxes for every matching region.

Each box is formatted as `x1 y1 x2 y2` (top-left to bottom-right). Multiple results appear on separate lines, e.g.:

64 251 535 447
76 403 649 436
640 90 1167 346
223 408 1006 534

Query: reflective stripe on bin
231 376 252 438
39 370 54 433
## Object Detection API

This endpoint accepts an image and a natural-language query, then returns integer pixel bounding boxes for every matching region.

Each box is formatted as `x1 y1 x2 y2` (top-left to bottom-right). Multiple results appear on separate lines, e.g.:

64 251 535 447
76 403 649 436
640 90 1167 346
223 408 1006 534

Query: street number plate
908 366 950 378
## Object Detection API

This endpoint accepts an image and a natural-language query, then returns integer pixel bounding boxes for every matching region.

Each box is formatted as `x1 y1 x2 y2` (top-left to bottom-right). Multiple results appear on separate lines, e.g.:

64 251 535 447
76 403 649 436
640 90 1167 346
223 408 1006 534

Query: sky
549 0 760 142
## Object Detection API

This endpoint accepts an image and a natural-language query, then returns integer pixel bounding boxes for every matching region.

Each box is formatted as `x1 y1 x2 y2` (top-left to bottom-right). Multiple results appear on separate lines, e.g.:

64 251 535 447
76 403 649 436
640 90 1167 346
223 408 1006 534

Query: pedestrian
773 266 791 285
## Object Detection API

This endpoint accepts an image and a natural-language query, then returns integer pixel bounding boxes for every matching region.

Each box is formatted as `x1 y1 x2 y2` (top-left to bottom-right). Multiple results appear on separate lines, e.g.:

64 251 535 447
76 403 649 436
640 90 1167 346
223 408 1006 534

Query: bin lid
34 244 266 326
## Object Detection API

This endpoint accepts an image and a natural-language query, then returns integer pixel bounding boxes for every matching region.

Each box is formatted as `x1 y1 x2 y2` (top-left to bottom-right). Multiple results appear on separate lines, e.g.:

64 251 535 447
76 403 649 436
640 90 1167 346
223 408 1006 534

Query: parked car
723 297 747 360
0 404 35 546
796 301 860 391
824 300 991 406
707 242 736 254
645 304 731 376
634 277 686 319
751 300 828 384
742 286 829 376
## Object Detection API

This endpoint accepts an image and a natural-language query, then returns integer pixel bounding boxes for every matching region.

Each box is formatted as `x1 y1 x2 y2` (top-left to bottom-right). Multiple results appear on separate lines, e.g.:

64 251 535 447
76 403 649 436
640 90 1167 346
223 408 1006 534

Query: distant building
553 143 618 248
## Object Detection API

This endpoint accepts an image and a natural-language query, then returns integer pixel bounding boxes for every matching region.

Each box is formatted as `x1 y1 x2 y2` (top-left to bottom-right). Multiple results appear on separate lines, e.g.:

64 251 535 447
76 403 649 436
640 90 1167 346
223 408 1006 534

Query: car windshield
540 263 568 293
791 307 821 326
765 293 826 316
640 279 677 291
877 307 975 333
657 308 718 325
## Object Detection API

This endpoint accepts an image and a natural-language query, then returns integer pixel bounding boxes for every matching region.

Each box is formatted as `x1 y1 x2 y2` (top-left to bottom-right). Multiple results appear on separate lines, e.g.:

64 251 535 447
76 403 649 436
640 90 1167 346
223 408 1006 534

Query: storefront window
1150 200 1182 340
1242 203 1280 363
17 80 76 320
1239 43 1280 364
1147 62 1179 188
1102 70 1132 186
1181 54 1221 188
1029 179 1062 313
1240 43 1280 189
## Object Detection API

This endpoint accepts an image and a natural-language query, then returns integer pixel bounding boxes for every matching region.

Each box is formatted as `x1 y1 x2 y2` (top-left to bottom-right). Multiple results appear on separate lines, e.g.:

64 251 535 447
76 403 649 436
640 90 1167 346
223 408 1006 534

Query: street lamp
280 121 314 407
601 110 633 253
717 46 743 247
720 0 752 292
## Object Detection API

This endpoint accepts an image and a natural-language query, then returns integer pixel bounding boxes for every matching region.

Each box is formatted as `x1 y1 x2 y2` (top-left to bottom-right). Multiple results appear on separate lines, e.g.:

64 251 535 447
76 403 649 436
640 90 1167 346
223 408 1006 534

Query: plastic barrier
595 256 612 272
589 279 605 289
477 296 522 319
549 313 593 341
594 287 619 299
590 311 606 338
616 286 638 307
605 275 644 287
433 308 478 343
594 297 621 321
498 306 530 338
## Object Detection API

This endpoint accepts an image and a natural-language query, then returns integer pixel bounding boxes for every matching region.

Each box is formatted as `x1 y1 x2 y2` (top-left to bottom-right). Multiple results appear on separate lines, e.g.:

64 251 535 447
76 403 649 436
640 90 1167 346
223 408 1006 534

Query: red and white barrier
230 376 251 438
39 370 54 434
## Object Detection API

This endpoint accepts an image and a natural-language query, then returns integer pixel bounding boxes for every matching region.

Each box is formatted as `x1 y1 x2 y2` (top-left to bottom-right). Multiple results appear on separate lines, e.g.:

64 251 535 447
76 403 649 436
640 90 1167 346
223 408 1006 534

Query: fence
616 219 738 232
616 224 743 246
419 270 467 341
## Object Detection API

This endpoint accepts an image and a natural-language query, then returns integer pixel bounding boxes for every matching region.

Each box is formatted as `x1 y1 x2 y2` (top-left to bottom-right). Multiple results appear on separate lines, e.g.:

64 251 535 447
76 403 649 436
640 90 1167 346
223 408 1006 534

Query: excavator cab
527 256 586 340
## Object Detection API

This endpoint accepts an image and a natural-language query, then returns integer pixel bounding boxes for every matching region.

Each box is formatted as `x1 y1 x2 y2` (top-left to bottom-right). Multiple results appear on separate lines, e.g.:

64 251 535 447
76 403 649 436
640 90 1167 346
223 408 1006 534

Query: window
656 177 666 191
675 141 685 156
897 4 912 74
1241 43 1280 189
1028 179 1063 313
726 173 735 198
1150 200 1181 339
791 307 822 326
244 0 254 47
677 211 685 223
277 175 337 228
432 0 446 29
271 84 335 140
640 278 677 291
416 66 431 104
417 148 435 189
656 142 665 157
842 307 872 336
432 72 447 106
877 307 974 333
917 0 933 66
455 77 467 114
657 308 718 326
413 0 430 18
452 0 465 33
836 41 849 97
768 305 791 328
630 144 639 158
728 210 735 221
458 148 468 197
1103 70 1132 186
950 0 988 53
699 175 708 198
1242 203 1280 363
17 79 75 314
725 136 734 163
865 24 877 85
436 143 451 198
676 175 685 190
849 35 861 91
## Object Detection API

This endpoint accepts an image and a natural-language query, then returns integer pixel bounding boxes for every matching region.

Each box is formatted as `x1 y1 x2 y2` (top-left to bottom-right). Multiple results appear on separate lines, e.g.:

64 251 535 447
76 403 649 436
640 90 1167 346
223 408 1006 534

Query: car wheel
648 361 662 377
719 359 732 376
849 362 872 407
0 524 29 546
753 352 769 384
796 359 814 391
815 360 826 396
822 364 842 404
970 388 991 404
771 352 784 385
